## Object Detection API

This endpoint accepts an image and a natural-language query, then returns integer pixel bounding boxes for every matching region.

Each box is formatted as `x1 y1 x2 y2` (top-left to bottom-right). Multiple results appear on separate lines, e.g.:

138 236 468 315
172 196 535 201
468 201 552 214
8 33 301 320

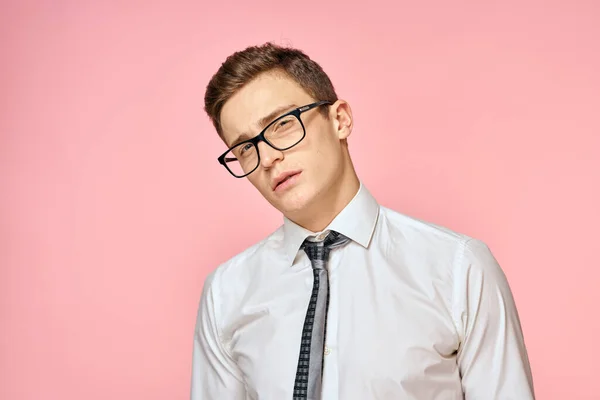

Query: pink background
1 1 599 399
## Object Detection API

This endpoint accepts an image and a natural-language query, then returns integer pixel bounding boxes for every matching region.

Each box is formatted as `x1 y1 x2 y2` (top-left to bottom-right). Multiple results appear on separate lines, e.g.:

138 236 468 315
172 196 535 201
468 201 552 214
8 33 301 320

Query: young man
191 43 535 399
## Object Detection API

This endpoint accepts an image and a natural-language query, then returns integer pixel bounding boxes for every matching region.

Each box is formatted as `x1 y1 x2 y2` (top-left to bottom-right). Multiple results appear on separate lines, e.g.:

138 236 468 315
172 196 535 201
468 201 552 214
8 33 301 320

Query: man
191 42 535 399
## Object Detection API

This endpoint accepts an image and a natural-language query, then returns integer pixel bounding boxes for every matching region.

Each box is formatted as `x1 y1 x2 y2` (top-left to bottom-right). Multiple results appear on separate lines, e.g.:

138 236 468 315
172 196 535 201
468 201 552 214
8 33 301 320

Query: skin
219 70 360 232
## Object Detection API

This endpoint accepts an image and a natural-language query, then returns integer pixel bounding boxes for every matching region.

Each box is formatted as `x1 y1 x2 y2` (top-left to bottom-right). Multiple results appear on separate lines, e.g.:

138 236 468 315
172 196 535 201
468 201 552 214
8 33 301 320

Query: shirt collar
281 181 380 266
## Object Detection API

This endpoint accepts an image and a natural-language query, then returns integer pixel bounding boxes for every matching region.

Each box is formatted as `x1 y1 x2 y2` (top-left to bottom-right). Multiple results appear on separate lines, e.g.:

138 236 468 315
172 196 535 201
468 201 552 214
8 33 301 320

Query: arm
191 271 247 399
452 238 535 399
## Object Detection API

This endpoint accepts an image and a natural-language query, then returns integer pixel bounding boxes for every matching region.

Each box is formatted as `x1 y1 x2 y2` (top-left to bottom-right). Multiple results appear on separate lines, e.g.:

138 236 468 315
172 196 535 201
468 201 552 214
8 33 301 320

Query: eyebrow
229 103 297 147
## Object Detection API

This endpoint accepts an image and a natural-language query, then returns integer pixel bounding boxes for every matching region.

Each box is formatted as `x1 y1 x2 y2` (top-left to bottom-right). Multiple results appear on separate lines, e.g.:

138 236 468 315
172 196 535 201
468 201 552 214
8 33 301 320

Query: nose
257 141 283 169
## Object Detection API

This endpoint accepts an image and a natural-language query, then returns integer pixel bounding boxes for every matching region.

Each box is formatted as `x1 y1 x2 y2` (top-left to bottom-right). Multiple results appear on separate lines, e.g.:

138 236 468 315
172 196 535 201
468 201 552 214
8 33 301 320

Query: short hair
204 42 338 140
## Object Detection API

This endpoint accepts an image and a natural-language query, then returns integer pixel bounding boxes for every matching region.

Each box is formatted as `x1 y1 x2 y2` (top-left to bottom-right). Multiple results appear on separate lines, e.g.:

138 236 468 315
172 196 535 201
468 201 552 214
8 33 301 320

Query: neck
287 160 360 233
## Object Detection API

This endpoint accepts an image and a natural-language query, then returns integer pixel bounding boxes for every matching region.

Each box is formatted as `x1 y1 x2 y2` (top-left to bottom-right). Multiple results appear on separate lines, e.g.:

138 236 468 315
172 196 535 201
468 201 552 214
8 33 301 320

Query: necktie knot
302 231 350 269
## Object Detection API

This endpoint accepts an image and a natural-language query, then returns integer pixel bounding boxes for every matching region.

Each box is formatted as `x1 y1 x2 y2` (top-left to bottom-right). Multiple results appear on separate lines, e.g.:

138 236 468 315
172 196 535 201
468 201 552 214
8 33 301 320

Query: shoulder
202 223 285 300
380 207 505 286
199 225 287 335
214 224 284 274
376 206 502 278
378 205 473 250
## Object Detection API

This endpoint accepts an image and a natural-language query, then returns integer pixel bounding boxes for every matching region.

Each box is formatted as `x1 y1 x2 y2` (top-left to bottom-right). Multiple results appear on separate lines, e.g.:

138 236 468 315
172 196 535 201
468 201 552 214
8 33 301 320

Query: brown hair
204 42 338 140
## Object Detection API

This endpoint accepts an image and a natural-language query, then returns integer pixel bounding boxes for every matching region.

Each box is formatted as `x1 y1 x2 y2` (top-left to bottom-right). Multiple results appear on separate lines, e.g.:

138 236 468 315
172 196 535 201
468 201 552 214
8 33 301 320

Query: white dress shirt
191 182 535 399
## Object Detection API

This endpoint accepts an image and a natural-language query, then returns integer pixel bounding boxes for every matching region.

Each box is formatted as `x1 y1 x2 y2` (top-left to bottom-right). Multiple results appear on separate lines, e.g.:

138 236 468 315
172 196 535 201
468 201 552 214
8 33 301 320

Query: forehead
220 72 315 143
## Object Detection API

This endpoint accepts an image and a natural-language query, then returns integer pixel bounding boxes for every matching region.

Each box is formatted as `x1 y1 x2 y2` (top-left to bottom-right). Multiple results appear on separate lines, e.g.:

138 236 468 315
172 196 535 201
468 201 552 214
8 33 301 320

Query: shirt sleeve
191 270 247 399
452 238 535 399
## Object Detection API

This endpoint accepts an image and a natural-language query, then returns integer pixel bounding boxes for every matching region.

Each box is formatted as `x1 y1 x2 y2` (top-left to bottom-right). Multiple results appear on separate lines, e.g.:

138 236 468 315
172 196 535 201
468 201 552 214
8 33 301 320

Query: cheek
247 173 268 193
310 129 340 166
255 173 285 203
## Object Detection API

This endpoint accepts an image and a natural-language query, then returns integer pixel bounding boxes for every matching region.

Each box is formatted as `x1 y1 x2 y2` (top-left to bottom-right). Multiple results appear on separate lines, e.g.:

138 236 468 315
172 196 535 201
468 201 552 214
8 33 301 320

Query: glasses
217 100 332 178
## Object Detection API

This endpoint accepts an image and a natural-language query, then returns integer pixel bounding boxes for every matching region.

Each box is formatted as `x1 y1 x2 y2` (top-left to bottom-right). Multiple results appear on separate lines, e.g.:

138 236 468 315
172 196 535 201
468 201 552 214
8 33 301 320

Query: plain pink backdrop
1 1 599 399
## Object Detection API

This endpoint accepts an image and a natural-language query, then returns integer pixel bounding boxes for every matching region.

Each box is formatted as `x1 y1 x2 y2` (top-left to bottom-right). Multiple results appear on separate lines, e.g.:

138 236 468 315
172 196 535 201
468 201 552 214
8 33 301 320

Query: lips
272 170 302 190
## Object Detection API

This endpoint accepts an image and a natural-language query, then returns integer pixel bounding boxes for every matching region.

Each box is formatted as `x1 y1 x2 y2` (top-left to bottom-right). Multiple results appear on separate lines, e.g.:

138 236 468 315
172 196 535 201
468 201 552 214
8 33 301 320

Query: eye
239 143 253 155
272 116 295 133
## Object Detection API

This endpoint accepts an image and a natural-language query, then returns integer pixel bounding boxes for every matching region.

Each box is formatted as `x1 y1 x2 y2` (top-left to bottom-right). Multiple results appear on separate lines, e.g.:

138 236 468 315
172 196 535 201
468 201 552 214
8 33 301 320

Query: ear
329 100 353 140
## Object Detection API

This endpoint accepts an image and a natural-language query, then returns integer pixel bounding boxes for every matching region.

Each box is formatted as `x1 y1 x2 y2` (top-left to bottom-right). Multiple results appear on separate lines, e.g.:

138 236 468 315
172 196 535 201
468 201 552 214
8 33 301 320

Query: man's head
204 43 359 230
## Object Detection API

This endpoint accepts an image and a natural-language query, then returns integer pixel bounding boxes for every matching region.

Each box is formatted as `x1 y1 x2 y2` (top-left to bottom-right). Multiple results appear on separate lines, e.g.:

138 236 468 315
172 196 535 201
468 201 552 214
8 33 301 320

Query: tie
293 231 351 400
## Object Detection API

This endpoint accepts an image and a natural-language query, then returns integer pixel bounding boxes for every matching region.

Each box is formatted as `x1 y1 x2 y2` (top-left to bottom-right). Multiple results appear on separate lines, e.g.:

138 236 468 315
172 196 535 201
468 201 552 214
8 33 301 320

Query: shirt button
324 346 331 356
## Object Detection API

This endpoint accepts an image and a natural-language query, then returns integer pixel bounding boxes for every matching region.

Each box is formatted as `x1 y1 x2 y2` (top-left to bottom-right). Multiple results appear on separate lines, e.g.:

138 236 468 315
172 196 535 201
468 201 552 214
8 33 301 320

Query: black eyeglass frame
217 100 333 178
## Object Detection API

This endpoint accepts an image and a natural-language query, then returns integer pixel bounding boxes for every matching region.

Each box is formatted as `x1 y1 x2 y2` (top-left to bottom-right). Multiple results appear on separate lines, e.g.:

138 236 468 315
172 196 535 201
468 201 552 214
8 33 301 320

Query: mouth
273 171 302 192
